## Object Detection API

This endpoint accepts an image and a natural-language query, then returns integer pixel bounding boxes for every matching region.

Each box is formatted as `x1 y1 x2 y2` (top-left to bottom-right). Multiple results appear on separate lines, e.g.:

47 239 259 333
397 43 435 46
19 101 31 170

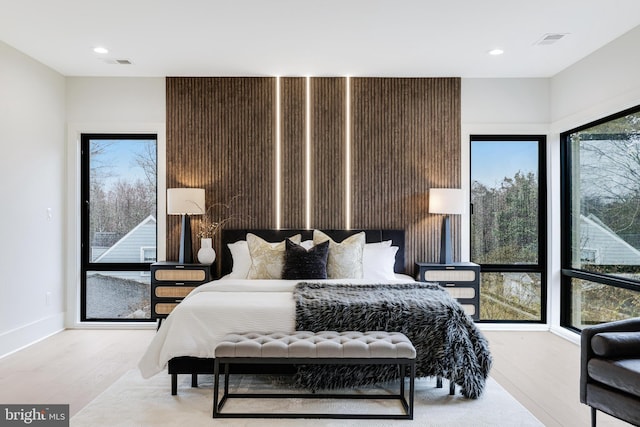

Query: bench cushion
215 331 416 359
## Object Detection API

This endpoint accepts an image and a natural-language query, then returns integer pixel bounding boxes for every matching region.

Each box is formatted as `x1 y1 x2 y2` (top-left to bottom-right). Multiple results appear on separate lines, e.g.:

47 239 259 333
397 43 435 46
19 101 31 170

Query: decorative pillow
246 233 302 279
282 239 330 280
312 230 365 279
363 245 399 280
227 240 252 279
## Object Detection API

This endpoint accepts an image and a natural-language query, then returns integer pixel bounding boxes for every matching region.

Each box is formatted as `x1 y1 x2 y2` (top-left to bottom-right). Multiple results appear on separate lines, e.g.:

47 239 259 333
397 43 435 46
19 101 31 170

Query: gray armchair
580 317 640 427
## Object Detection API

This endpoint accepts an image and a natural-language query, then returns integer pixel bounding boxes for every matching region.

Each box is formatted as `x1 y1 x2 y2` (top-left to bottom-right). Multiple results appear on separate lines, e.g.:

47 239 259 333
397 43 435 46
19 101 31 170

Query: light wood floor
0 329 631 425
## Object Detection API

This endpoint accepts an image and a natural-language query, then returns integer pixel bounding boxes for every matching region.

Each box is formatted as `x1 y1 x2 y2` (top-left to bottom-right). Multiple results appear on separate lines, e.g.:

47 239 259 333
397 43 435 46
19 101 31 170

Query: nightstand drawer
153 269 206 282
155 286 197 298
459 304 476 317
155 302 182 315
442 286 475 299
424 269 476 282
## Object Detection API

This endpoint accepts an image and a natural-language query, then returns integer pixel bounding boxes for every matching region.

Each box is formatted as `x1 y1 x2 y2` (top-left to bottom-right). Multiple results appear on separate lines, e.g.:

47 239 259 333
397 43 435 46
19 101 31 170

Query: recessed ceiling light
488 49 504 56
93 47 109 54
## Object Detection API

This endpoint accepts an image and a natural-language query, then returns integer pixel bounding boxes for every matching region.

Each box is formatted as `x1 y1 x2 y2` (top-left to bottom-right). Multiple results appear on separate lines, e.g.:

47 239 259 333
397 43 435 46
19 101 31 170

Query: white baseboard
0 313 65 359
550 324 581 345
477 323 550 332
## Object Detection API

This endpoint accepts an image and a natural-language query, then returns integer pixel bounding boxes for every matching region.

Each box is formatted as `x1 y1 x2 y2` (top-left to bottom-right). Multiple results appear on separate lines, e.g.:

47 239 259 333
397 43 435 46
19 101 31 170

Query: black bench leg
591 407 597 427
409 362 415 419
213 360 220 418
171 373 177 395
192 374 198 388
449 379 455 395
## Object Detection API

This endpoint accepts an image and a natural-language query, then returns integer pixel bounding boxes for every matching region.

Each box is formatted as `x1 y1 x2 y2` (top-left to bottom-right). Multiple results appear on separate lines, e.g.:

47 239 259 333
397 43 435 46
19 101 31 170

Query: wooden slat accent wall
166 77 461 274
280 77 306 228
351 78 461 272
311 77 346 229
166 77 274 264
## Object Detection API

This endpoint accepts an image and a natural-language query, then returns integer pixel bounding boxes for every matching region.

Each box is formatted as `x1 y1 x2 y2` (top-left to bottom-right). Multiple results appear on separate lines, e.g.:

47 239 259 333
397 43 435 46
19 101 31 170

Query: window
470 135 547 322
81 134 157 321
561 106 640 331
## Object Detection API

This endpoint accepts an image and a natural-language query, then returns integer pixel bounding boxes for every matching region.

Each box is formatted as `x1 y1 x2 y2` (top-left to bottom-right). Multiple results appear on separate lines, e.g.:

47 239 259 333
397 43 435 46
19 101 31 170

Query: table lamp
167 188 205 263
429 188 465 264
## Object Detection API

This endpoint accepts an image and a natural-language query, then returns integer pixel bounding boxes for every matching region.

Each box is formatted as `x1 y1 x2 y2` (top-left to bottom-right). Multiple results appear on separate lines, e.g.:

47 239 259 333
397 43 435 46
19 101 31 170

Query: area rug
71 369 543 426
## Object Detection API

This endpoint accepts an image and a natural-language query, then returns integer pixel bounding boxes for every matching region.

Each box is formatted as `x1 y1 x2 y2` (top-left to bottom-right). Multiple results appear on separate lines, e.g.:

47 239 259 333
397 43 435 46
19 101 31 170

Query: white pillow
226 240 251 279
300 240 314 250
366 240 392 249
363 245 399 280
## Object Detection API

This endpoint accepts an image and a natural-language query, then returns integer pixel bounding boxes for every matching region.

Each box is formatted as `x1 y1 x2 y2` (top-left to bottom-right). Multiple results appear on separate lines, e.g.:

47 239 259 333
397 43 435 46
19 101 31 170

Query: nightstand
151 262 213 325
415 262 480 321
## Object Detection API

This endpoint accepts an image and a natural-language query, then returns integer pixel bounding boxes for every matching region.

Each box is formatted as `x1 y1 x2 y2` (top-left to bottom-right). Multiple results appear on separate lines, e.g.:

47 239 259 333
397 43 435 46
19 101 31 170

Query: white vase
197 238 216 264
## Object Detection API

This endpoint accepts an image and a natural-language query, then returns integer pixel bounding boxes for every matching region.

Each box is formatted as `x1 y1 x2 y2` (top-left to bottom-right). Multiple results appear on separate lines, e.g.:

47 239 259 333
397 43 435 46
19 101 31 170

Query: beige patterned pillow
246 233 301 279
313 230 365 279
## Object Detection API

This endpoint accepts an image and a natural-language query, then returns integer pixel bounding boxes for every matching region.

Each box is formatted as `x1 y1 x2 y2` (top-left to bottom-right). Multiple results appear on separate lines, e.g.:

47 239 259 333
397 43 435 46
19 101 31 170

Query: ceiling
2 0 640 78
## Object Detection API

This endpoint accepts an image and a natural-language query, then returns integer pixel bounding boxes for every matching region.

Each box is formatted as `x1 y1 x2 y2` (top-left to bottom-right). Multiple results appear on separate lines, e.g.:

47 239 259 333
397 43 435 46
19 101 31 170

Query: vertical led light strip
275 76 282 229
305 76 312 230
345 76 351 230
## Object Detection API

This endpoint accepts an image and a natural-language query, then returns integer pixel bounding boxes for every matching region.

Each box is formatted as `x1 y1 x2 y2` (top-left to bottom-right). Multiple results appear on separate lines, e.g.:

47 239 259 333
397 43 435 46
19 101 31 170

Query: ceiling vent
102 58 133 65
535 33 568 46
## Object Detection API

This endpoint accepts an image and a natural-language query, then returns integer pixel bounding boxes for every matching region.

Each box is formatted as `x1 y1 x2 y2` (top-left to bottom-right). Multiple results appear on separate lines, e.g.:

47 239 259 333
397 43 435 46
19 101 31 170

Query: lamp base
178 214 194 264
439 215 453 264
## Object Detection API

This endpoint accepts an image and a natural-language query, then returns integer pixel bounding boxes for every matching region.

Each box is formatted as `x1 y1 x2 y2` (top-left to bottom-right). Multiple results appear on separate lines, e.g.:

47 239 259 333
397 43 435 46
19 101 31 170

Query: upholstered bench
212 331 416 419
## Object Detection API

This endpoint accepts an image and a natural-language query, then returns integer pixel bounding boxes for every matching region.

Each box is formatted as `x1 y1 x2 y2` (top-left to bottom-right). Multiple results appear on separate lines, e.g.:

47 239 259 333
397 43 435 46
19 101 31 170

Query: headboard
220 229 405 277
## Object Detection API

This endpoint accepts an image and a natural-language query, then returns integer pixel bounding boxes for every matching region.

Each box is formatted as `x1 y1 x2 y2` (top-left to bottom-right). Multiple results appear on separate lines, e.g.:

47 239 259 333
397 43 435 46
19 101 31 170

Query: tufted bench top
215 331 416 359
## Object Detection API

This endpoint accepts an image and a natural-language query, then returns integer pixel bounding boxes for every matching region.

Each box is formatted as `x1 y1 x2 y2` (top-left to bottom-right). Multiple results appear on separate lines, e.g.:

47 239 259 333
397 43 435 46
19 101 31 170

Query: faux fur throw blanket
293 282 492 399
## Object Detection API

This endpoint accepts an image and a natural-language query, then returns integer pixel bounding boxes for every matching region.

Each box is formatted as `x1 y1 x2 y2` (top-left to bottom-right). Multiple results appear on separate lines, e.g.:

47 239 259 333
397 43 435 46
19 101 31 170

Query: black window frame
80 133 158 322
560 105 640 332
470 134 548 324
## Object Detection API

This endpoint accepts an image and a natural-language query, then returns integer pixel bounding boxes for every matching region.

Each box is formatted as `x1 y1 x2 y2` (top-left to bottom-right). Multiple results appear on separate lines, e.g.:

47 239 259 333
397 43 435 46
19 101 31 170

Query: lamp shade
429 188 465 215
167 188 205 215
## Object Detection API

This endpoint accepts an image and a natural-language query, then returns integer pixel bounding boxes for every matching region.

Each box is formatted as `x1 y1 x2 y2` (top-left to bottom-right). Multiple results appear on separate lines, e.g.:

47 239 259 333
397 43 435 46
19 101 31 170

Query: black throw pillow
282 238 329 280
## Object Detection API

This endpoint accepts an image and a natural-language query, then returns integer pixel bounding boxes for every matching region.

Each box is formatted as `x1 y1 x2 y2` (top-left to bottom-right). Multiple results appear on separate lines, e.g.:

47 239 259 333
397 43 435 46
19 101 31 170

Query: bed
138 229 491 398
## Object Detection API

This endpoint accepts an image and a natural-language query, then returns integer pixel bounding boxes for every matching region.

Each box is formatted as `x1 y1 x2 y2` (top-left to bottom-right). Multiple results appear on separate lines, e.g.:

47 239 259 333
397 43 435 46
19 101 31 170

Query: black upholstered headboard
220 229 405 276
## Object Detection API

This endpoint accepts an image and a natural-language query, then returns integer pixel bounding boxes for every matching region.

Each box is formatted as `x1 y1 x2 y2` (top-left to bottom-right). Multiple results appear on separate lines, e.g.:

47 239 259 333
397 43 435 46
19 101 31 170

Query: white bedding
138 275 414 378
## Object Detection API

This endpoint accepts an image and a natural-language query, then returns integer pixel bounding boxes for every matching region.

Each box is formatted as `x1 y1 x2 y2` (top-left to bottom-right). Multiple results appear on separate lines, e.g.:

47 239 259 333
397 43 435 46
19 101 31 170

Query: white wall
65 77 166 327
546 24 640 340
461 78 552 332
551 25 640 132
461 25 640 336
0 41 66 356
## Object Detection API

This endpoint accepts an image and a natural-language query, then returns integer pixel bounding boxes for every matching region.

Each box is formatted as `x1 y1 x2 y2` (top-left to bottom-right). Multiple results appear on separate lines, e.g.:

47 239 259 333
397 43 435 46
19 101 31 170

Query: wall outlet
47 208 53 220
46 291 52 306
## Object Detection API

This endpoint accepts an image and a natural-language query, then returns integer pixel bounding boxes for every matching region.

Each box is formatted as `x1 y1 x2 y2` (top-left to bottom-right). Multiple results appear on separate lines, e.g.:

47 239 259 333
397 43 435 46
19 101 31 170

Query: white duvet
138 275 414 378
